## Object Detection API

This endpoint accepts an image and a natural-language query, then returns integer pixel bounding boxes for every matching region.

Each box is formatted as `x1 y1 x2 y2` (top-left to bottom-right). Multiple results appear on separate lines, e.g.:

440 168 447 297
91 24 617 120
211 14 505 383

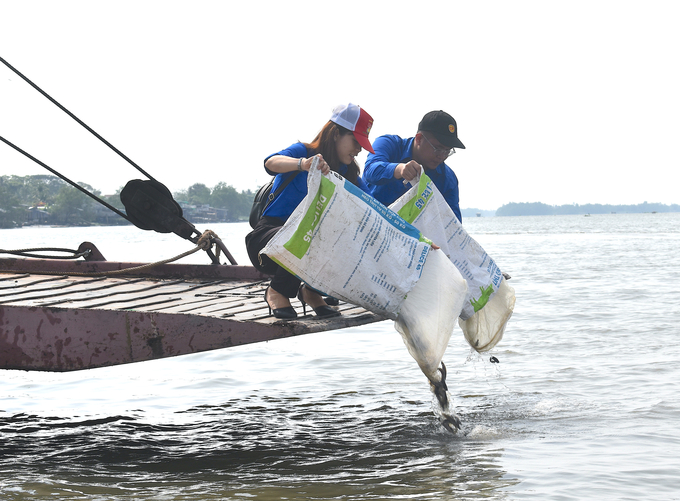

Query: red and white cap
330 103 375 153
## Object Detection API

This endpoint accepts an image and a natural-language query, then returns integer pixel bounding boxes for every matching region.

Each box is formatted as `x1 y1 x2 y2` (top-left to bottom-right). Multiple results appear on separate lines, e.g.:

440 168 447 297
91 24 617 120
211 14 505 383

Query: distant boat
476 212 481 217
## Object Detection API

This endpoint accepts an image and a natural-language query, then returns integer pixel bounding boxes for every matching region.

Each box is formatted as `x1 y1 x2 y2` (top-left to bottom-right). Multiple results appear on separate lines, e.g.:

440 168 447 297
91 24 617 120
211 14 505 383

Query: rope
0 135 132 223
0 247 91 260
0 230 221 277
0 56 157 182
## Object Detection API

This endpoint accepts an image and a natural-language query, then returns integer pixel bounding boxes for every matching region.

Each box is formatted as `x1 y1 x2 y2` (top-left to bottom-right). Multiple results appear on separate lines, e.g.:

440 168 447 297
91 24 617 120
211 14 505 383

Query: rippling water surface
2 213 680 500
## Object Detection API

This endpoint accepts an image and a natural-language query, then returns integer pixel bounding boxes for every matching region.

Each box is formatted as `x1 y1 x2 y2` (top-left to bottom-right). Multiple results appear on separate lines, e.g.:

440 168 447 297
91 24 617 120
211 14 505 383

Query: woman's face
335 131 363 165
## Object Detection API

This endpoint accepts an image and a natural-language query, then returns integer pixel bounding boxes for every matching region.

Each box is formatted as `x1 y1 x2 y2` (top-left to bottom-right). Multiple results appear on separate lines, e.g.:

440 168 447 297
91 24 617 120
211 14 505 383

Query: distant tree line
172 182 255 220
3 175 677 228
0 175 255 229
0 174 108 228
496 201 680 216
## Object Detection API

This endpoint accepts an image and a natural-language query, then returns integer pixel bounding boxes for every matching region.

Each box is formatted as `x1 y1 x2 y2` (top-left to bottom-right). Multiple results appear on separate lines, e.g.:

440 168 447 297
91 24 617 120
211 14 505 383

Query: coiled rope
0 247 92 260
0 230 220 277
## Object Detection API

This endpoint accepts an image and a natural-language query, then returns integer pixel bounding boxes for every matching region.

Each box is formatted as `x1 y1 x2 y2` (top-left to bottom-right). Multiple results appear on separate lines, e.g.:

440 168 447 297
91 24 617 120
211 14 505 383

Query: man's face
413 132 453 170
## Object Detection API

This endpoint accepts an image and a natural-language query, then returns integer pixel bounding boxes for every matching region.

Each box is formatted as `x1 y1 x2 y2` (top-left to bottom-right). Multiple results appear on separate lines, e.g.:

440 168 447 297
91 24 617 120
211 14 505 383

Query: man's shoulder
372 134 413 155
375 134 410 144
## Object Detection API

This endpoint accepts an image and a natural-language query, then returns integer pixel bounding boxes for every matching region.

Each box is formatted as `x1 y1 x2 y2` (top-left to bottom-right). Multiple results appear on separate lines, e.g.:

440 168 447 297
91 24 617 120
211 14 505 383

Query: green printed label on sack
397 175 434 224
284 176 336 259
470 284 495 312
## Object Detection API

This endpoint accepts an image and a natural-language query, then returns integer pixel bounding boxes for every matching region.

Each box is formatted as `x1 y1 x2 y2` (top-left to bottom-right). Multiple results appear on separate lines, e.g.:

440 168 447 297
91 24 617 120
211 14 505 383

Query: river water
1 213 679 500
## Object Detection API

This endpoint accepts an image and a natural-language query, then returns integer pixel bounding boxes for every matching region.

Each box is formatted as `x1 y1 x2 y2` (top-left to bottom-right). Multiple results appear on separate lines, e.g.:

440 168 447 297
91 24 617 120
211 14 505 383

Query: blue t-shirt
262 142 369 221
363 134 462 223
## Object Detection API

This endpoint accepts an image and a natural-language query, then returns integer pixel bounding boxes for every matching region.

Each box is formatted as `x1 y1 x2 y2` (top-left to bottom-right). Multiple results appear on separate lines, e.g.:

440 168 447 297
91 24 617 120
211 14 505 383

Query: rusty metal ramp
0 260 387 372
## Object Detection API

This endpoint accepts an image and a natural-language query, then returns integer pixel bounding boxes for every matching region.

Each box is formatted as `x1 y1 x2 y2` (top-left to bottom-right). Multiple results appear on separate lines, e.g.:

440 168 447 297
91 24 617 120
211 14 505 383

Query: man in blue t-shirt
363 110 466 223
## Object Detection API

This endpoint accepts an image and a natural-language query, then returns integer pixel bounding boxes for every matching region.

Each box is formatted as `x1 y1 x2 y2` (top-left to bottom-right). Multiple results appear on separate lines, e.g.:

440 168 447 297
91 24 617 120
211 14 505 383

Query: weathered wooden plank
0 258 387 372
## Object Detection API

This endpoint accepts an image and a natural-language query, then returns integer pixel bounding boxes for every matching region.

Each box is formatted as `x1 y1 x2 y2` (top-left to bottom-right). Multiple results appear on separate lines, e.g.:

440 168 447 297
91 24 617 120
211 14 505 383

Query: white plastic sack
390 174 515 351
390 174 503 320
394 249 468 382
261 165 471 432
260 165 434 319
459 278 515 352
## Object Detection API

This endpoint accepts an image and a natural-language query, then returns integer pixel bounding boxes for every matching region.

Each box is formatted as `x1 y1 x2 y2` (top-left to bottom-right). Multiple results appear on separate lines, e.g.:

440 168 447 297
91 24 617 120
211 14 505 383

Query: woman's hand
265 154 330 175
303 154 330 175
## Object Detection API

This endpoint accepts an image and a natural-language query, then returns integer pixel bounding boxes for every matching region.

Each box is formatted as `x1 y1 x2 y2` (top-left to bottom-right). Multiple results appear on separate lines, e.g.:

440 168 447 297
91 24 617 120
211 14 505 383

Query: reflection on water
3 214 680 499
1 390 519 500
1 310 522 500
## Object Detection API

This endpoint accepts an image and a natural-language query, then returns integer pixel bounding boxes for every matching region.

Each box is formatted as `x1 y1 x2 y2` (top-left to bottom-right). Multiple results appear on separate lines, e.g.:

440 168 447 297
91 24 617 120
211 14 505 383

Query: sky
1 0 679 211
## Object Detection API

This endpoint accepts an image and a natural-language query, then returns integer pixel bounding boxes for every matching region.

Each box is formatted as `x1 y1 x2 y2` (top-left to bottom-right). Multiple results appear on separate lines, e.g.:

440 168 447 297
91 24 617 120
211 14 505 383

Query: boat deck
0 257 387 372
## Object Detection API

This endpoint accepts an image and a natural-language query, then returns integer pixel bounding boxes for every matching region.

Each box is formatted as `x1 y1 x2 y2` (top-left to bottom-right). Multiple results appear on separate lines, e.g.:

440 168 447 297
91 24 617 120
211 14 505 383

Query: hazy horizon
4 171 678 216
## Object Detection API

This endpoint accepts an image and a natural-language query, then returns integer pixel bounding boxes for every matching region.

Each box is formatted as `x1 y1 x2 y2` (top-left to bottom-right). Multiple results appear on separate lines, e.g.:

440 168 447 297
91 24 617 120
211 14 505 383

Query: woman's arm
265 153 331 175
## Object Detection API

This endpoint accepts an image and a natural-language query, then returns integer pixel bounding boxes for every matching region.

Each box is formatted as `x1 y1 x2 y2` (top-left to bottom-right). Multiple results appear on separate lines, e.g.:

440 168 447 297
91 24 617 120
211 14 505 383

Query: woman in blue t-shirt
246 103 375 319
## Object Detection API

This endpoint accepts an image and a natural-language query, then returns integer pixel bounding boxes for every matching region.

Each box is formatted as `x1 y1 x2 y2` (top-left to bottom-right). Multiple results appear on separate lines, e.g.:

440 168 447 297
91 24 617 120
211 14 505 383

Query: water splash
427 362 462 433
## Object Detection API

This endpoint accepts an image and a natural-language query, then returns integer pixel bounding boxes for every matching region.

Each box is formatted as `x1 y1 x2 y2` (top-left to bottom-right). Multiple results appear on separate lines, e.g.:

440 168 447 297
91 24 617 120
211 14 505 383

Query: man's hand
394 160 421 182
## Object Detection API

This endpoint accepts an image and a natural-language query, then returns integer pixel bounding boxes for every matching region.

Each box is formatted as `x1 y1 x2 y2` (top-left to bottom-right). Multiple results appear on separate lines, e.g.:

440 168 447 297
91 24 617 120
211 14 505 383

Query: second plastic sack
390 174 515 352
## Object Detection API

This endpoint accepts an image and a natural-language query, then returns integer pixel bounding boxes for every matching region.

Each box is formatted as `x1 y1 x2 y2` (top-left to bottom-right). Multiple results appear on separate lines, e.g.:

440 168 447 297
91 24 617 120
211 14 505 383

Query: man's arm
364 135 403 185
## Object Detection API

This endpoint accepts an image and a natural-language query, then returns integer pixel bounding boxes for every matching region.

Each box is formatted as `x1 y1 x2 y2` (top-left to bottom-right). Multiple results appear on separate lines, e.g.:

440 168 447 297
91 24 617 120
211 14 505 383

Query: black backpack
249 172 299 228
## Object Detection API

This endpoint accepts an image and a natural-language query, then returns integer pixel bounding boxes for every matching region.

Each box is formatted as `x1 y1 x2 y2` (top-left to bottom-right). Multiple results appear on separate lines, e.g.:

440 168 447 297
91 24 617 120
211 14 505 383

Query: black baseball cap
418 110 466 149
